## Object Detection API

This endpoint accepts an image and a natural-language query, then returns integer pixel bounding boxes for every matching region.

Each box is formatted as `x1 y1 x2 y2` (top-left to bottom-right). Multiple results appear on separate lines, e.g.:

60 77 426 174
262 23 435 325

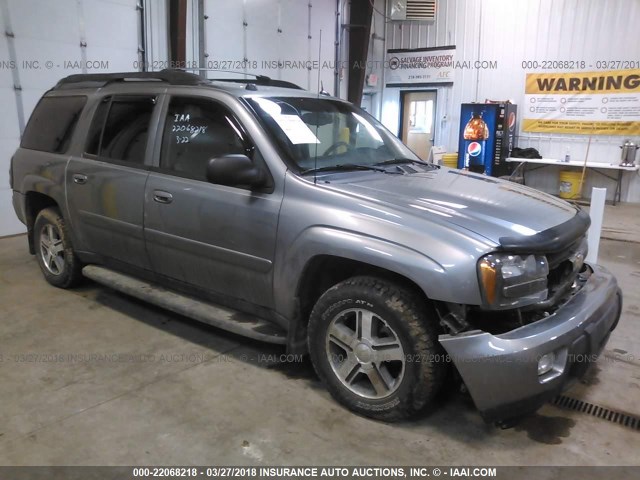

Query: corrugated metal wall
374 0 640 202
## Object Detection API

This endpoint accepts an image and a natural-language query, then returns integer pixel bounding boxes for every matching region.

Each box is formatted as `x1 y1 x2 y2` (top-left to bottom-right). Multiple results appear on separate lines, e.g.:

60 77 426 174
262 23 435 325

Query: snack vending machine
457 103 517 177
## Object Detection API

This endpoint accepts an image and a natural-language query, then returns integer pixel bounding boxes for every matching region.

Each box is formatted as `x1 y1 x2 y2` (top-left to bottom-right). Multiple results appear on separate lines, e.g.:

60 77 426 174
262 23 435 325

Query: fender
274 225 467 322
16 151 70 218
15 152 73 251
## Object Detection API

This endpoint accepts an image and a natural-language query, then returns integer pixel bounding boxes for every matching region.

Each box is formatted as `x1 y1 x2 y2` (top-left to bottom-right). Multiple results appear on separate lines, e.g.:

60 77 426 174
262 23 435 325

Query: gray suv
10 70 622 423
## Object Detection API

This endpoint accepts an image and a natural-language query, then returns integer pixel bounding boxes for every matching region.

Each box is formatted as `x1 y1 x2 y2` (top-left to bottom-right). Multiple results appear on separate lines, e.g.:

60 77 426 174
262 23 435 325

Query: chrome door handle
72 174 88 184
153 190 173 204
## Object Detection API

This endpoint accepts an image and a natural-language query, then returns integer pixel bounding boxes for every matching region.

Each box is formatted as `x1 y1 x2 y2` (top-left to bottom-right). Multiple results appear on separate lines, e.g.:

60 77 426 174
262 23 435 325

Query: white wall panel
8 0 81 43
0 0 141 236
376 0 640 202
204 0 336 92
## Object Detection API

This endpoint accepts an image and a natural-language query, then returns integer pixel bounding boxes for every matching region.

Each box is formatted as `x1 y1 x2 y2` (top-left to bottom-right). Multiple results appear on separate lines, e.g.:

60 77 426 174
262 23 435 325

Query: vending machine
457 103 517 177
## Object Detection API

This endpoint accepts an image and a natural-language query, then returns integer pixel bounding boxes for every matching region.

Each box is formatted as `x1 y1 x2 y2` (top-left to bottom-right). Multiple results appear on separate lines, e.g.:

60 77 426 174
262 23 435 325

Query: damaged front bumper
439 264 622 423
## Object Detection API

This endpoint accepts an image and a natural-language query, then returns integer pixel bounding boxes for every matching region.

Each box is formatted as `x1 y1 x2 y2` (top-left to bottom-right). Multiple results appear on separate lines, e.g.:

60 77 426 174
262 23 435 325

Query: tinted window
85 98 110 155
86 96 155 164
21 96 87 153
160 97 251 181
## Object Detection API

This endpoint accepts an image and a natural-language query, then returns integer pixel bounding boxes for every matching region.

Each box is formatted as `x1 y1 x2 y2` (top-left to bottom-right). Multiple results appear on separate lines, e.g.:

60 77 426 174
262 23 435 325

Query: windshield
246 96 420 173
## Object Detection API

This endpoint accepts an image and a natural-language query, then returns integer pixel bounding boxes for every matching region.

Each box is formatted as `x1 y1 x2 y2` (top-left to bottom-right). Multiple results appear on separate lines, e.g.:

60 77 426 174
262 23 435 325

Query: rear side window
21 96 87 153
85 96 156 164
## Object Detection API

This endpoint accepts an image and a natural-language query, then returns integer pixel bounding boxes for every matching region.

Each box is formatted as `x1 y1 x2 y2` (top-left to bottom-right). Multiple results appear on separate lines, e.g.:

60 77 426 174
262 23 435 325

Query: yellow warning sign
526 69 640 94
522 119 640 135
523 69 640 135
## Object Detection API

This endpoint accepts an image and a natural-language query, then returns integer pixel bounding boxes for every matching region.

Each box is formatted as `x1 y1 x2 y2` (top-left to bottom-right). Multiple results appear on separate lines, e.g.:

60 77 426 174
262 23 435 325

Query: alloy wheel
325 308 405 399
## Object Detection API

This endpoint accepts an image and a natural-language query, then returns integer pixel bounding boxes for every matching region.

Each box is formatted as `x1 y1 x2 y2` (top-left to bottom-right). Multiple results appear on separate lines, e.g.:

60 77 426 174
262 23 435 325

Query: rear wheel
307 276 446 421
34 207 82 288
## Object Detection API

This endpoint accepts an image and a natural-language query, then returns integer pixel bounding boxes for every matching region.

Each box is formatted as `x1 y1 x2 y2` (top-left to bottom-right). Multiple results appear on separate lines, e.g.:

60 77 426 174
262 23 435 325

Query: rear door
143 94 283 308
66 94 159 270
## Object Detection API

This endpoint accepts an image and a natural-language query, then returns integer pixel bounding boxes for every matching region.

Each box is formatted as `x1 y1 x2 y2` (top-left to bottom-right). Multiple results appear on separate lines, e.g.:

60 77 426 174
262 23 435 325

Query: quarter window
21 96 87 153
160 97 252 181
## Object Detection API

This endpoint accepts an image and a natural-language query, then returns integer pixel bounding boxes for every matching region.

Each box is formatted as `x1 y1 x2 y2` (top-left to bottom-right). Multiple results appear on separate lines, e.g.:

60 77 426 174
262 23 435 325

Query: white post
586 187 607 264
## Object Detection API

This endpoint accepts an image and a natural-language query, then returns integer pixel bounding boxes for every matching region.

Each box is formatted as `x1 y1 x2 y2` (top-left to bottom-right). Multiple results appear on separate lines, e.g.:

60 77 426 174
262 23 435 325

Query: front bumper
439 264 622 422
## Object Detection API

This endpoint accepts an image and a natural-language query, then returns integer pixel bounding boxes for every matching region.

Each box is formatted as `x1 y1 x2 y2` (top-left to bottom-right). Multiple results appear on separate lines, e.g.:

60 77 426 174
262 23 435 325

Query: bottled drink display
463 113 490 173
457 103 518 177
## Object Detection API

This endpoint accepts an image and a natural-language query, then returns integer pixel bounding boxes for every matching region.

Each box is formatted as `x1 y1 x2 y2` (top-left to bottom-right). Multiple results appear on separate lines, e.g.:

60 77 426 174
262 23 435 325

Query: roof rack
52 69 304 91
209 77 304 90
53 70 204 90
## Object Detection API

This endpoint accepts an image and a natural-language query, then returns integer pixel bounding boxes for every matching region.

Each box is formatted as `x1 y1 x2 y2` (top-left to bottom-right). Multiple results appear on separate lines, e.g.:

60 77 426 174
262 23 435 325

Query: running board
82 265 286 345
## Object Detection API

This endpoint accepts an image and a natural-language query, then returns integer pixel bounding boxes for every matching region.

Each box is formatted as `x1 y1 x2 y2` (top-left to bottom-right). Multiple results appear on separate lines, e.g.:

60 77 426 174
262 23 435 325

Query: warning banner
523 69 640 135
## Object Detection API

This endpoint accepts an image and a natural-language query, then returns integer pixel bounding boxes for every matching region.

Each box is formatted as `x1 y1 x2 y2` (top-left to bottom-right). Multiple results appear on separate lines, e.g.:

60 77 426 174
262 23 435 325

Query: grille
406 0 437 20
545 235 588 298
389 0 437 21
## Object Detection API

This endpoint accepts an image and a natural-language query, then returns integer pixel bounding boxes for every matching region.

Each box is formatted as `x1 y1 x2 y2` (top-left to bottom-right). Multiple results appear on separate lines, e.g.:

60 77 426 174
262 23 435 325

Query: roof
53 69 305 94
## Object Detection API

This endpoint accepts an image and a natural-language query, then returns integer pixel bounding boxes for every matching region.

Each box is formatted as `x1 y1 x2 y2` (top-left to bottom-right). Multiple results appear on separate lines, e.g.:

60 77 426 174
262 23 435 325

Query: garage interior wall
3 0 639 238
369 0 640 203
202 0 337 93
0 0 142 237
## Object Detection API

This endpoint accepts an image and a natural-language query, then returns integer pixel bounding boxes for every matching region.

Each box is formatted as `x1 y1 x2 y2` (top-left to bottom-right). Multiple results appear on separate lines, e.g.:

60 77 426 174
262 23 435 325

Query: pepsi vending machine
457 103 517 176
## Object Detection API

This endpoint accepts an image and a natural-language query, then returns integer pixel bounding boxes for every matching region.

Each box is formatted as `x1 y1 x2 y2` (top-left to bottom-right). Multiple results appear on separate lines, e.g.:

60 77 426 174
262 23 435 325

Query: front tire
307 276 446 421
34 207 82 288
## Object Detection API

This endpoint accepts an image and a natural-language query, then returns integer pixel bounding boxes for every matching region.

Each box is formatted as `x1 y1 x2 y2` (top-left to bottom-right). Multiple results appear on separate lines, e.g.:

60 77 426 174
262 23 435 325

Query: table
505 157 639 205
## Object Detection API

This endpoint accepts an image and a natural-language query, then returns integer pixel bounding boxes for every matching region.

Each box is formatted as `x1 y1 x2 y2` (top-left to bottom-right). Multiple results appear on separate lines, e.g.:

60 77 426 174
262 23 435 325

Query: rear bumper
439 264 622 422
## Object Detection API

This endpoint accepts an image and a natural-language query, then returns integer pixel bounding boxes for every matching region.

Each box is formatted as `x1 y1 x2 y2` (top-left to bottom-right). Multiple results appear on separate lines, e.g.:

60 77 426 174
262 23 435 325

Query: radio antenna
313 30 322 185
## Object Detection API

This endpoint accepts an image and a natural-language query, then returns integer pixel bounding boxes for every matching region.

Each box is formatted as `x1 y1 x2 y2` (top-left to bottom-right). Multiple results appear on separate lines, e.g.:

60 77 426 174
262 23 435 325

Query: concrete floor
0 225 639 466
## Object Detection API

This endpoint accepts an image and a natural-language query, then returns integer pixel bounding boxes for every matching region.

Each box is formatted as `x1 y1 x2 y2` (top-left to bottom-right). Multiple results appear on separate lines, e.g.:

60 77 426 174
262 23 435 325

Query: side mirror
206 154 266 188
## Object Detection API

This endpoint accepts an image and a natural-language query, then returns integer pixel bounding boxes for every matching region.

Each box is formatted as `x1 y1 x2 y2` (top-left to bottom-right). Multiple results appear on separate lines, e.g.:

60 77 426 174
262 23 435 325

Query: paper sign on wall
523 69 640 135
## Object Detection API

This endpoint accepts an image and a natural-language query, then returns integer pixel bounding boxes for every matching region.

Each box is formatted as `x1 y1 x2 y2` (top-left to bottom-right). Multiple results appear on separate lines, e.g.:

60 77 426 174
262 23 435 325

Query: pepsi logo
467 142 482 157
508 112 516 131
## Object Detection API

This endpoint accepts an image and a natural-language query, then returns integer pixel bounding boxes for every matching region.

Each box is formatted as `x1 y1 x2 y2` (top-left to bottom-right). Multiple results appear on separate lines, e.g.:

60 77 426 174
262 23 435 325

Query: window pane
21 96 87 153
85 98 111 155
99 97 155 163
248 97 402 171
161 97 248 181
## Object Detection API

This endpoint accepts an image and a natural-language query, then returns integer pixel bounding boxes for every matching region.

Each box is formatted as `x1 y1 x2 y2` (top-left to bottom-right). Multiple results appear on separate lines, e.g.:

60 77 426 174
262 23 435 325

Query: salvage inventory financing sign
385 46 455 87
523 69 640 135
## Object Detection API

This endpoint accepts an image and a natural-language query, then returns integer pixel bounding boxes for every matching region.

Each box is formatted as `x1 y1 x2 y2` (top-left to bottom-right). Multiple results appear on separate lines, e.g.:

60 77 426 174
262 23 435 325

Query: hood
323 168 579 246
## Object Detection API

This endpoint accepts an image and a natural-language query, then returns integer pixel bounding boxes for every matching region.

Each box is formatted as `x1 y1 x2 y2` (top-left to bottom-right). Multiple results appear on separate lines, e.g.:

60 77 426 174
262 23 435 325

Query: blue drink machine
457 103 517 176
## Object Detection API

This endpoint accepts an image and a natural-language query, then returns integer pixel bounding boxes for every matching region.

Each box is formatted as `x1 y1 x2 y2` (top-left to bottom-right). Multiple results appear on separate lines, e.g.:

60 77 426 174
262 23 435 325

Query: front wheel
307 276 446 421
34 207 83 288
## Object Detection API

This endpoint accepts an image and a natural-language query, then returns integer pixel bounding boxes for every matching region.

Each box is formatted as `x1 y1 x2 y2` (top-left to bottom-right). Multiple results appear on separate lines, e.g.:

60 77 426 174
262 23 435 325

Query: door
143 95 282 308
400 91 436 161
66 95 157 270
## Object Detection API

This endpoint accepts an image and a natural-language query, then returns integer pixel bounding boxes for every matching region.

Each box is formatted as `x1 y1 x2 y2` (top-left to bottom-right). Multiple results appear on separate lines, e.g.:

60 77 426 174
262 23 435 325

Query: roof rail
209 77 304 90
53 70 204 89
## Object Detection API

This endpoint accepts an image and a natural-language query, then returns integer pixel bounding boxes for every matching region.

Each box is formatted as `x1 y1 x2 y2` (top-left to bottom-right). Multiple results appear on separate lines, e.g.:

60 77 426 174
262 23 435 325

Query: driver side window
160 97 252 181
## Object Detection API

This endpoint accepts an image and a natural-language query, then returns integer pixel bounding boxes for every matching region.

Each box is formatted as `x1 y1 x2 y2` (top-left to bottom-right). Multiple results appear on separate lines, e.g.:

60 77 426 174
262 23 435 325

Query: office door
400 91 436 161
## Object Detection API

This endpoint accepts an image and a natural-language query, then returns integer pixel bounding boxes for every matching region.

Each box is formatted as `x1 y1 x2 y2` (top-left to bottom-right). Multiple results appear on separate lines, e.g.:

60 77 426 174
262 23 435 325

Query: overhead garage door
0 0 141 236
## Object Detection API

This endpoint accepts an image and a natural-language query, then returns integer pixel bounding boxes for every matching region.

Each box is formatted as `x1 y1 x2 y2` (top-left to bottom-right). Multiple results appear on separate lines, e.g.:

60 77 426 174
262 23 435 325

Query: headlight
478 253 549 309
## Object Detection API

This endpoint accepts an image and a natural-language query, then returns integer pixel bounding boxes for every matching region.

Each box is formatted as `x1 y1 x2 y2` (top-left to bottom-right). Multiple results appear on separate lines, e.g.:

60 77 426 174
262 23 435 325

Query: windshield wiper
375 158 438 168
301 164 390 175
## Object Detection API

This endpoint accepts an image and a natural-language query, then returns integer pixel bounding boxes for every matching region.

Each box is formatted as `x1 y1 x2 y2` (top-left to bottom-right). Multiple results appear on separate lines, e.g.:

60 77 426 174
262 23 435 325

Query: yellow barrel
442 153 459 169
559 170 583 199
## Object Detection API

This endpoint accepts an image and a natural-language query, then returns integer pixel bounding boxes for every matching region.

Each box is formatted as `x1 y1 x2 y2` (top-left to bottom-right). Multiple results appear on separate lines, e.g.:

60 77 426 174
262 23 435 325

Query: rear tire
307 276 446 421
34 207 82 288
